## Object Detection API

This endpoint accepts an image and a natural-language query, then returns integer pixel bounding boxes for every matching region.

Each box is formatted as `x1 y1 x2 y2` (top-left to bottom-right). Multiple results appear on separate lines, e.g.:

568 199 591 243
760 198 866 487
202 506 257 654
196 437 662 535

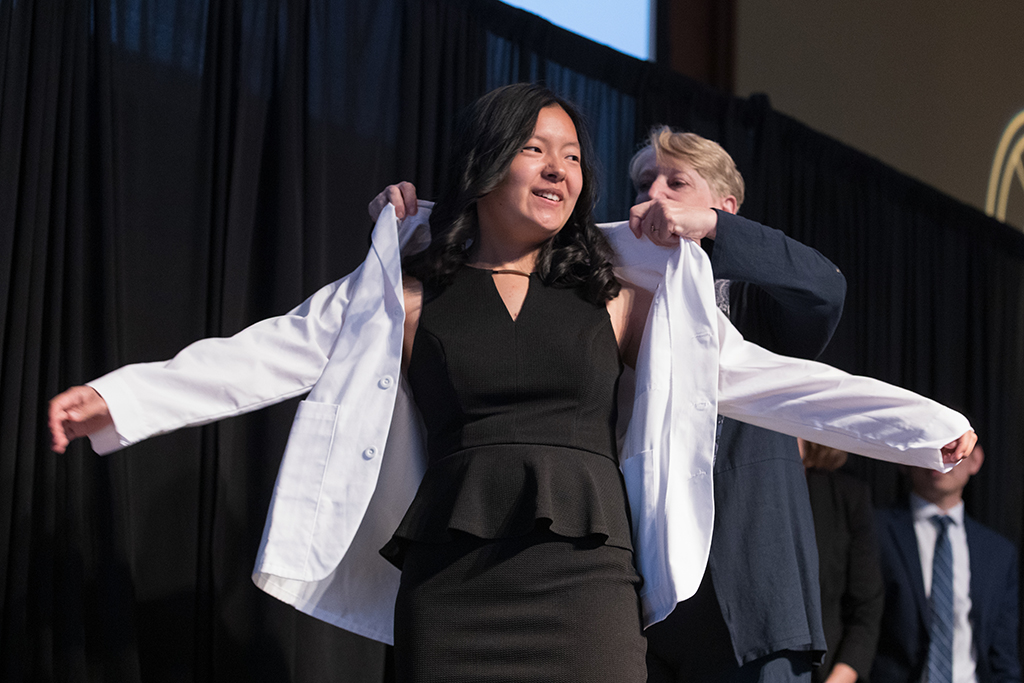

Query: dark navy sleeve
708 210 846 359
985 536 1021 683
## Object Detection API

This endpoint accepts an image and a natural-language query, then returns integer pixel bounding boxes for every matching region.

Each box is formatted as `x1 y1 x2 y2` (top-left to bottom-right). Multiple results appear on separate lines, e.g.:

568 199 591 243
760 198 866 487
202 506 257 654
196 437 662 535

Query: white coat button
695 401 708 410
378 376 394 389
363 446 378 459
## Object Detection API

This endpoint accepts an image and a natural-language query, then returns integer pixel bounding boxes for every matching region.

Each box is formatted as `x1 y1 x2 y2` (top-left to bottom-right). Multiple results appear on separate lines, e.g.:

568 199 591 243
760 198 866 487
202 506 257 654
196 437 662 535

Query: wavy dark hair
404 83 620 304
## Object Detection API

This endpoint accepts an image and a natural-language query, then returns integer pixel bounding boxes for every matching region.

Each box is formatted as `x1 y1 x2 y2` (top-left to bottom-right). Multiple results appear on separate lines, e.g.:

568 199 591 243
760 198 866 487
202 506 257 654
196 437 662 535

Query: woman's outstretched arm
47 275 351 454
714 306 974 468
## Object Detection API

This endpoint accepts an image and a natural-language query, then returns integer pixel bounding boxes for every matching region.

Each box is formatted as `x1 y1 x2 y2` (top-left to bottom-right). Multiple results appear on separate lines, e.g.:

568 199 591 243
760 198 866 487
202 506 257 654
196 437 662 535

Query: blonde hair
629 126 745 208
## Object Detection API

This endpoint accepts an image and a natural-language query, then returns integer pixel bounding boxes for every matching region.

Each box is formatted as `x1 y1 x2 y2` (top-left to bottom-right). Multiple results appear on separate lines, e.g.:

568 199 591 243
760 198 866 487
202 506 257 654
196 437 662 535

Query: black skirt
393 527 646 683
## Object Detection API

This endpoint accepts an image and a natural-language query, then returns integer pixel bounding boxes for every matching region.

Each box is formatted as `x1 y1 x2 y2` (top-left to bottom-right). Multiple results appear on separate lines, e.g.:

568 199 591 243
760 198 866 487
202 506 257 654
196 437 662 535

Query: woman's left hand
941 430 978 465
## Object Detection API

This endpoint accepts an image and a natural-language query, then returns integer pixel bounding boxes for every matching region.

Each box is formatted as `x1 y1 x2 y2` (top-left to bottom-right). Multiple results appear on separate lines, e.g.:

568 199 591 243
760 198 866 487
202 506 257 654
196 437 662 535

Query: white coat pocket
260 400 340 579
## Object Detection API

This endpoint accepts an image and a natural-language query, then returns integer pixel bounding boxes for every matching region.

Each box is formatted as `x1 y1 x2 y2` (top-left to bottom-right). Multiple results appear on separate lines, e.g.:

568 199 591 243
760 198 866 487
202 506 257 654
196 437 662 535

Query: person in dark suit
801 440 885 683
874 443 1021 683
631 128 846 683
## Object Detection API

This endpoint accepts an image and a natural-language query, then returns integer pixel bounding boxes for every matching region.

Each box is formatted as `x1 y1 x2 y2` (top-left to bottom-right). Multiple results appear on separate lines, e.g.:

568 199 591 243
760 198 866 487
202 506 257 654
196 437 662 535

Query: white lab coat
87 204 969 644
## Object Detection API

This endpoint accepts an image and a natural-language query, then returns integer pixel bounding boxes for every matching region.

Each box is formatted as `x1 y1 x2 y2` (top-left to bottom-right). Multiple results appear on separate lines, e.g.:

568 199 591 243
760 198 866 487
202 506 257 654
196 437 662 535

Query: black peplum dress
380 265 646 683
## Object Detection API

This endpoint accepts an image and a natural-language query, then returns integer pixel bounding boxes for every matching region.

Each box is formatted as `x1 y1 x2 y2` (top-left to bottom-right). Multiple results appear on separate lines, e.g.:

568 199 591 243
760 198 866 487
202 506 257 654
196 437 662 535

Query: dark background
3 0 1023 680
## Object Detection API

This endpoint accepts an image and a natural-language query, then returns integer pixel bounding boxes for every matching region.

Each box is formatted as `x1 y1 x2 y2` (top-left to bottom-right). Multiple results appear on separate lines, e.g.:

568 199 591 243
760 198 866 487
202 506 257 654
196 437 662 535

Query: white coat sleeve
714 309 970 471
85 272 358 454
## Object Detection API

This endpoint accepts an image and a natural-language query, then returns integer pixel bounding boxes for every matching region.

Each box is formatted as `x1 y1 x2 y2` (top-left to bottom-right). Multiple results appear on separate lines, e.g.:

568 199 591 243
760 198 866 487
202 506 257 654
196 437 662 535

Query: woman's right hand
48 386 113 453
368 181 419 221
941 430 978 465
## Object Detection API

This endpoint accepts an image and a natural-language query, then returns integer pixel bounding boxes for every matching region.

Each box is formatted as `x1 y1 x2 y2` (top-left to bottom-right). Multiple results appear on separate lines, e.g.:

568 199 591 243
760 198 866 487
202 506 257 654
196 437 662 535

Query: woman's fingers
48 386 112 453
395 182 419 218
940 430 978 464
368 182 419 221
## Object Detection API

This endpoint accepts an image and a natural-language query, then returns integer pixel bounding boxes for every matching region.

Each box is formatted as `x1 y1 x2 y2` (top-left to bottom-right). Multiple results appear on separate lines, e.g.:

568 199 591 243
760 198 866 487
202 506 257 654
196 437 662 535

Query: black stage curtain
3 0 1023 680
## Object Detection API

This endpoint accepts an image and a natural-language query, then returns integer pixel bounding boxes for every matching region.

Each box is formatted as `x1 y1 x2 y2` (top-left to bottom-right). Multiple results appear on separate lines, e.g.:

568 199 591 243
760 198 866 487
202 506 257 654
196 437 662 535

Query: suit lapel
964 515 986 622
889 507 930 626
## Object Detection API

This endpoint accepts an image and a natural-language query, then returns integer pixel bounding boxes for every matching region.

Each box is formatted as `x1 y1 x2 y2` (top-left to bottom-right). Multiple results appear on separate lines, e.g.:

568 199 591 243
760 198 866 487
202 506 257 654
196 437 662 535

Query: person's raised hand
48 385 113 454
368 181 419 222
941 430 978 465
628 199 719 247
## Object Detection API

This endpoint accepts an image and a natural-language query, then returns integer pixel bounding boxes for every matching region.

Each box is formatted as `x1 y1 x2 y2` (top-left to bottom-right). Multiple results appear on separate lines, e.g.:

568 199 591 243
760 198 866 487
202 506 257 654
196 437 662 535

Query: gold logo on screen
987 110 1024 229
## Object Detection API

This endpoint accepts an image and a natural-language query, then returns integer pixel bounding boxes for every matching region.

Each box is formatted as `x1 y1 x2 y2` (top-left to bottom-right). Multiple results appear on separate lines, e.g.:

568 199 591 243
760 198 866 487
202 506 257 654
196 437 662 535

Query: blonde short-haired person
633 127 855 683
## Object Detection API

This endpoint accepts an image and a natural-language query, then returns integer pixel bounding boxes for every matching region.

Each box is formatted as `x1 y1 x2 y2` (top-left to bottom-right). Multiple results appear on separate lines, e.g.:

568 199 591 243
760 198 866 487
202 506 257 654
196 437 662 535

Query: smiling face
632 147 735 213
475 105 583 249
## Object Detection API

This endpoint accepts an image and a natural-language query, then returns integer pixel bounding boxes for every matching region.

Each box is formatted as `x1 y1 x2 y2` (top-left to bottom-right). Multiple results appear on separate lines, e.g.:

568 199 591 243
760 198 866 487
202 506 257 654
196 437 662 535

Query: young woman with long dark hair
382 84 650 681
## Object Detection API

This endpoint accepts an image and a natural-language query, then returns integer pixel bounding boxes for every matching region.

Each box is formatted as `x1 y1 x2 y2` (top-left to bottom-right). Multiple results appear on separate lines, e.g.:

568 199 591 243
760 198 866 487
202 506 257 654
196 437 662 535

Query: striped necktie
928 514 955 683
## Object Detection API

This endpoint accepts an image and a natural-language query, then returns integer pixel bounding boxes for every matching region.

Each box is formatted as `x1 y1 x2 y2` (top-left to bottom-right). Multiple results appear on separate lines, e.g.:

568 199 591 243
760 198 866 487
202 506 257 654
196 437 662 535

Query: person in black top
384 83 654 682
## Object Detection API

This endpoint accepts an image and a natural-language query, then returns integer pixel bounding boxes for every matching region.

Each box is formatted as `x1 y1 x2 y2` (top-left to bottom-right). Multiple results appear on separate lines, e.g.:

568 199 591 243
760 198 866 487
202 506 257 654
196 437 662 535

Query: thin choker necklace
490 268 533 277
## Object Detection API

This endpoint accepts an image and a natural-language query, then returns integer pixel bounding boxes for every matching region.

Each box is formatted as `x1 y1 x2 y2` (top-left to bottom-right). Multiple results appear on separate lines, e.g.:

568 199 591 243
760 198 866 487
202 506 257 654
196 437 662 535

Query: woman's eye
566 154 580 163
522 146 542 153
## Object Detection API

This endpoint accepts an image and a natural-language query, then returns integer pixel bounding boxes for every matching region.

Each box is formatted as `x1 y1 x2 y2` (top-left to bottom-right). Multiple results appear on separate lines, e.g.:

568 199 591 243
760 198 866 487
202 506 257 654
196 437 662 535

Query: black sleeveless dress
381 266 646 683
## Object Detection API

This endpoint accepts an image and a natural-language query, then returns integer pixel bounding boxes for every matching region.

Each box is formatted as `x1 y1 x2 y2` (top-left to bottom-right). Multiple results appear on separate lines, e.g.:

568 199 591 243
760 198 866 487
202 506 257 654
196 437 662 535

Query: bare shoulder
402 274 424 328
608 279 653 320
607 279 654 368
401 275 424 371
403 274 423 308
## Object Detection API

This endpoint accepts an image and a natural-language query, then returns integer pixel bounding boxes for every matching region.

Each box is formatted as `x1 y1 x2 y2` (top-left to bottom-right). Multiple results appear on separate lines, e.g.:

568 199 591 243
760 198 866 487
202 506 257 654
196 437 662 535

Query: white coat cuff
86 372 151 452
